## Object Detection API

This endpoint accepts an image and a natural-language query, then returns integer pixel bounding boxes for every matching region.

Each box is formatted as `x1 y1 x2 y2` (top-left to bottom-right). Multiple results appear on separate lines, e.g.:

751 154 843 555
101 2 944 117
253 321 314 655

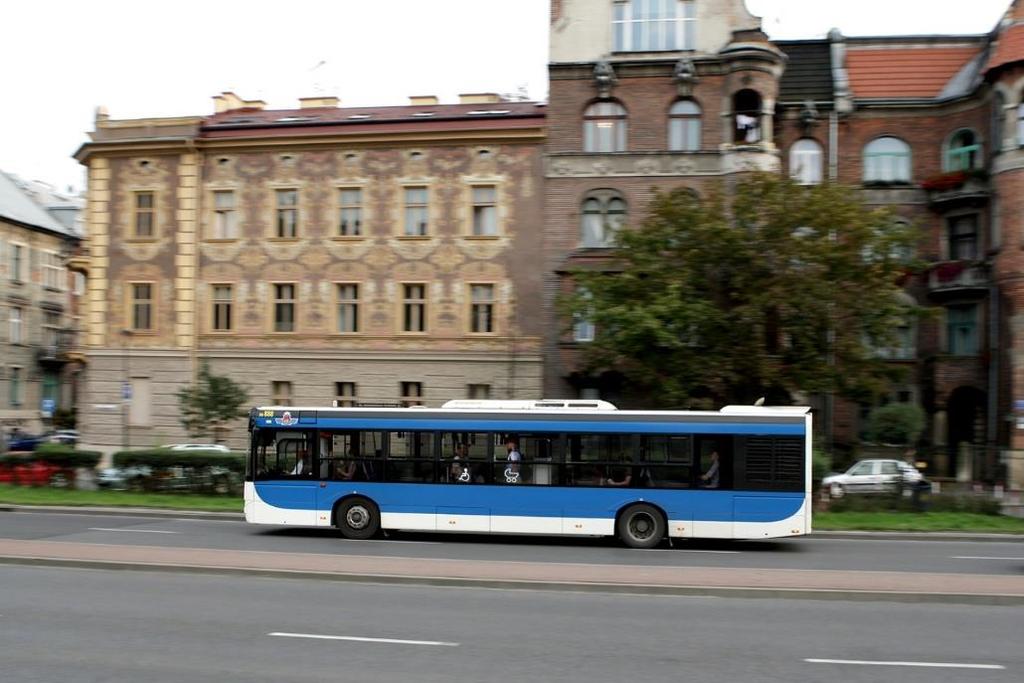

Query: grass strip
815 511 1024 533
0 484 241 513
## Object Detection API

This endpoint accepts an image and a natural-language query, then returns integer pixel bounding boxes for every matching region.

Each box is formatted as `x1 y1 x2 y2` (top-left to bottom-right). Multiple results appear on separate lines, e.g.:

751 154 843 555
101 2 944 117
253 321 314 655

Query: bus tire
335 496 380 540
617 503 665 549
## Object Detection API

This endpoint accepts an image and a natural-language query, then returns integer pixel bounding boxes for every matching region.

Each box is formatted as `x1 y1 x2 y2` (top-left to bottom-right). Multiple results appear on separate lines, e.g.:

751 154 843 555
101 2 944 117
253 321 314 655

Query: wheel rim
345 505 370 530
628 512 656 541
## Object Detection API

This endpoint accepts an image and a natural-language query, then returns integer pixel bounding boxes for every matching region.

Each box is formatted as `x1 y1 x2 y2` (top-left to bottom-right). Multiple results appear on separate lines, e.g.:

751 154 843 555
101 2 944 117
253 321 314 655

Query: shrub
110 448 245 495
112 448 244 472
812 449 832 487
828 491 1003 515
26 443 101 468
866 403 925 446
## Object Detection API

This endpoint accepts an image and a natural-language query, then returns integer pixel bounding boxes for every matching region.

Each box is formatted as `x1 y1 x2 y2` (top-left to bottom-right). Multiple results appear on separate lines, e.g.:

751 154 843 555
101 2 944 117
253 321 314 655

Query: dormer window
613 0 696 52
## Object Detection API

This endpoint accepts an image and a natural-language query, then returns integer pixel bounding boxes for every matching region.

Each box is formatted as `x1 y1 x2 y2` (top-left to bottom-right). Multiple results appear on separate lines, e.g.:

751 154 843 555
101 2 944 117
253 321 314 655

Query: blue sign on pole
40 398 55 417
122 381 132 401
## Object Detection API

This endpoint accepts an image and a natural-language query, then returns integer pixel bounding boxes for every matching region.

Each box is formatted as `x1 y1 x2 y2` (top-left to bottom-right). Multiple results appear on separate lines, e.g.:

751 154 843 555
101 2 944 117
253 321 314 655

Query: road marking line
88 528 180 534
805 658 1005 670
268 632 458 647
952 556 1024 561
639 549 741 554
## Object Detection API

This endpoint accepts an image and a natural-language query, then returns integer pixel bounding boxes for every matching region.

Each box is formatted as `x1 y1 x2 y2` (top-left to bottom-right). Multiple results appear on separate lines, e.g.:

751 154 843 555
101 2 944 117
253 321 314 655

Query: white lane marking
269 632 458 647
952 556 1024 561
805 658 1005 670
639 549 741 554
346 539 442 545
88 528 180 534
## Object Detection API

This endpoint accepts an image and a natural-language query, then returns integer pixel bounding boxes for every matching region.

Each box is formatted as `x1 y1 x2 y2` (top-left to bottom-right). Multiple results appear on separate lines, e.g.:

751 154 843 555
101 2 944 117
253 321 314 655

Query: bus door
253 429 318 526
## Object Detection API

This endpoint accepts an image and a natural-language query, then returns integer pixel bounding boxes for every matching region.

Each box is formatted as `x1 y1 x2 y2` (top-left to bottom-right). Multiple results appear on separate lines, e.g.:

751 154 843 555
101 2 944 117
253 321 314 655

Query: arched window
668 100 701 151
863 136 911 183
580 191 627 248
733 89 761 144
583 101 627 152
789 139 823 185
944 129 982 171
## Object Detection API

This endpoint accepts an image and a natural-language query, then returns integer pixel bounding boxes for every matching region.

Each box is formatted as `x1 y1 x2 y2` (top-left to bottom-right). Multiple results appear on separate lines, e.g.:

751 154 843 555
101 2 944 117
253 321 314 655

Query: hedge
112 449 245 472
2 444 102 469
829 492 1003 515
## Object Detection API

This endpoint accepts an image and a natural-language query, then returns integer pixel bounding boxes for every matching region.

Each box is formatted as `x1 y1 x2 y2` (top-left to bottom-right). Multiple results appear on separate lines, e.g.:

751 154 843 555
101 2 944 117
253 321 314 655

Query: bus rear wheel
336 497 380 540
617 503 665 549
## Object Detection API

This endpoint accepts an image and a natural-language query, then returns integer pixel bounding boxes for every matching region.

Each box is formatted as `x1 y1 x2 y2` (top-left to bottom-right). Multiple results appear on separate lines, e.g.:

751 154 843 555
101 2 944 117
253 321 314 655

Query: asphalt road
0 563 1018 683
1 510 1023 576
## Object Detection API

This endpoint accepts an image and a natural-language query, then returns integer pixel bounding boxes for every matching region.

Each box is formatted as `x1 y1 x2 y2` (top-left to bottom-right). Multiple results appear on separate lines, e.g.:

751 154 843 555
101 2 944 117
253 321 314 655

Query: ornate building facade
544 0 1024 487
75 94 545 450
1 171 82 437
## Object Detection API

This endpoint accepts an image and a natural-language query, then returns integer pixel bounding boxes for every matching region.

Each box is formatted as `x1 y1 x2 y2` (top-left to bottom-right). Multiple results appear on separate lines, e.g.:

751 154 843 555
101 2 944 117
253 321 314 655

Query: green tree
867 403 925 445
563 173 920 407
177 362 251 443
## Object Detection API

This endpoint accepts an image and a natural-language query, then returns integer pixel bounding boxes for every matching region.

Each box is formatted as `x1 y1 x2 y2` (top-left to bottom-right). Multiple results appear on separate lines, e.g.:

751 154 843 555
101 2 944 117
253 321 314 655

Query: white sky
0 0 1012 194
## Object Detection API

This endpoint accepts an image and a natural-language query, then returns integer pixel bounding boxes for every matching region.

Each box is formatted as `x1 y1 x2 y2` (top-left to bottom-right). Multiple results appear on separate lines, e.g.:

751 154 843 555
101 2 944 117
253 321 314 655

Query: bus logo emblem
275 411 296 426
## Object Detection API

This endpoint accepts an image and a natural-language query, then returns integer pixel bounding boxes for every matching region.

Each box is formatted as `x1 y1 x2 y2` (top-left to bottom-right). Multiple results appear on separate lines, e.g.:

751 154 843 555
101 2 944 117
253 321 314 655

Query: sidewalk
1 536 1023 605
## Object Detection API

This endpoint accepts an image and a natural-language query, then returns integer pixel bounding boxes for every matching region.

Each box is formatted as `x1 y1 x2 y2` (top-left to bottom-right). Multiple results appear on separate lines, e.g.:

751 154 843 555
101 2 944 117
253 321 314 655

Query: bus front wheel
617 503 665 549
336 497 380 540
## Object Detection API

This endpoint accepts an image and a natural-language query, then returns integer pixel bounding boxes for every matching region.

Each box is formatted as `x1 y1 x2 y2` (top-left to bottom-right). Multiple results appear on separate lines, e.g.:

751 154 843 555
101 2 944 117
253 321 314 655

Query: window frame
337 187 364 237
335 382 357 407
947 213 979 261
9 305 24 344
469 283 496 334
128 282 155 332
863 136 912 183
335 282 360 334
944 129 982 172
668 99 702 152
580 190 627 248
403 186 430 237
612 0 696 52
946 303 980 356
470 185 499 237
583 101 628 153
274 188 299 239
133 190 156 239
400 381 424 407
271 380 293 406
9 242 26 283
401 282 427 333
272 282 297 333
789 138 824 185
211 189 239 240
211 283 233 332
9 366 23 407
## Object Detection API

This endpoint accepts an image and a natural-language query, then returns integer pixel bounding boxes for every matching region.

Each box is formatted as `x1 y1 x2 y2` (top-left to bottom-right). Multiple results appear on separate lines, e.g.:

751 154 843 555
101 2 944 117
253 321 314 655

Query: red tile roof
847 47 980 98
986 24 1024 73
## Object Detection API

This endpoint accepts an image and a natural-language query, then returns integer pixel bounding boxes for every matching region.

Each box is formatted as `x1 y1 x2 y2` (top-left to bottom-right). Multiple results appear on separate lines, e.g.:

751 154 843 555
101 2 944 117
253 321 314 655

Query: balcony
922 171 990 210
34 329 80 367
927 261 990 298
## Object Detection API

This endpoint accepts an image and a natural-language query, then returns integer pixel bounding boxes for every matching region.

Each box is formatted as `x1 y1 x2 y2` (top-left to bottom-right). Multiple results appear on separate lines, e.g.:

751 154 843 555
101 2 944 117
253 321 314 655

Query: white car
162 443 231 453
822 459 924 498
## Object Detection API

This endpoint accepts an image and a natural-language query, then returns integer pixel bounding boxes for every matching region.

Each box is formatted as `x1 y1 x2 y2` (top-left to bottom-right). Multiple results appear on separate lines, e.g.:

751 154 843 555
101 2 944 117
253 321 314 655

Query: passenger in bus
290 449 311 476
450 443 472 483
504 438 521 483
605 466 632 487
701 450 720 489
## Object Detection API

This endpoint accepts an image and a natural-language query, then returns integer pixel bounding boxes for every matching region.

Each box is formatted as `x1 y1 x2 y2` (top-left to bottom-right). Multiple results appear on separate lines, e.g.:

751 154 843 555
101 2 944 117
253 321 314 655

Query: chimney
94 106 110 125
299 96 340 109
458 93 502 105
409 95 439 106
213 91 267 113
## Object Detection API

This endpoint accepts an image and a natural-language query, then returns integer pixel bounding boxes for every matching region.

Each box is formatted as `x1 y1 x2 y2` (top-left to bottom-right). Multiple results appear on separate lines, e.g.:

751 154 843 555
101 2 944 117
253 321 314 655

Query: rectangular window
386 430 435 482
9 306 23 344
336 283 359 333
613 0 695 52
134 192 154 238
10 244 24 282
213 190 237 239
338 188 363 236
400 381 423 407
470 284 495 333
403 187 429 236
9 367 22 407
273 283 295 332
130 283 153 331
43 311 60 349
467 384 491 399
73 272 86 296
212 284 233 331
335 382 357 407
947 304 979 356
129 377 152 427
573 289 595 342
42 251 64 290
276 189 298 238
471 186 498 236
402 283 426 332
271 380 293 406
948 214 978 260
318 430 384 481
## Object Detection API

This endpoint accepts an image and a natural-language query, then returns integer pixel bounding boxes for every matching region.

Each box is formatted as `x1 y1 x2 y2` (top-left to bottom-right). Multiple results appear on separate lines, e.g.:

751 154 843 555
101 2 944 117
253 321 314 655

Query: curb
2 556 1021 606
2 505 1024 541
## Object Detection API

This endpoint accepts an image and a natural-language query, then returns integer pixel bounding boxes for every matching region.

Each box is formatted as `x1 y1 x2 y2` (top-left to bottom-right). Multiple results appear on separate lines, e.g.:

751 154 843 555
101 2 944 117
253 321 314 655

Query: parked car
822 459 926 498
5 432 47 452
96 466 153 490
162 443 231 453
49 430 80 445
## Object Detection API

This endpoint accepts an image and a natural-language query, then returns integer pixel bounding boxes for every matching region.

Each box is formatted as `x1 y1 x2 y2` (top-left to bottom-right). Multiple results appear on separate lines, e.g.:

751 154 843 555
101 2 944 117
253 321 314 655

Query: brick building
74 94 545 451
544 0 1024 487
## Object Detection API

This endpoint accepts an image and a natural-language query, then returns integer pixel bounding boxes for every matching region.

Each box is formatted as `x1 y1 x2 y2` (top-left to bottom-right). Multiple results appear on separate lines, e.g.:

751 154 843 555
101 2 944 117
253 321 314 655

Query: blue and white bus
244 400 812 548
